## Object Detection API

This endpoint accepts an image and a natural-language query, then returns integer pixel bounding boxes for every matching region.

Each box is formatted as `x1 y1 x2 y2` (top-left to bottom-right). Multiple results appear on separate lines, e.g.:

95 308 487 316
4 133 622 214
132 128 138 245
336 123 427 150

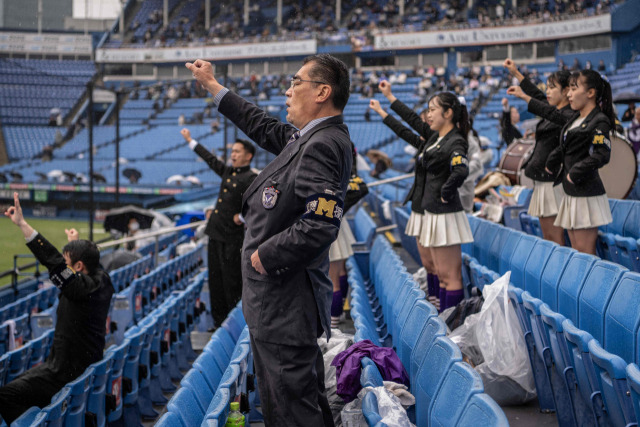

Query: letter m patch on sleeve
302 193 343 227
592 130 611 150
450 152 469 170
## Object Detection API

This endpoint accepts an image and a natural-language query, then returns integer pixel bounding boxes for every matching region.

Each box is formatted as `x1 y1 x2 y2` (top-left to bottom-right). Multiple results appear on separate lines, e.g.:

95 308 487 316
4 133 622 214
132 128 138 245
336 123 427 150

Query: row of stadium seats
157 308 255 426
9 274 205 427
461 216 640 426
347 228 508 426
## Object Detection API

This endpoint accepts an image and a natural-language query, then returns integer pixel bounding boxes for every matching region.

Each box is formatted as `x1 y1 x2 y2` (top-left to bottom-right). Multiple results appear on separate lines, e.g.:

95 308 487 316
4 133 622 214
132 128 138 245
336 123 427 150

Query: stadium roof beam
244 0 250 26
164 0 169 29
205 0 211 30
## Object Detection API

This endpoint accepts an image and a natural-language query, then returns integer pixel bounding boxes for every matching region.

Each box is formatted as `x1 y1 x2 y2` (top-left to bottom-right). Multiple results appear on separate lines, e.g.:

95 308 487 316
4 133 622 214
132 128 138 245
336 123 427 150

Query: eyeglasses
290 78 327 88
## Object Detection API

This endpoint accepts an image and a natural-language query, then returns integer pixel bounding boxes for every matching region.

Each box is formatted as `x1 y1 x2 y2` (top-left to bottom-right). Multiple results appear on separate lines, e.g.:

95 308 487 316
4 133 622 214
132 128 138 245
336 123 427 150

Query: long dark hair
572 69 615 129
429 92 470 138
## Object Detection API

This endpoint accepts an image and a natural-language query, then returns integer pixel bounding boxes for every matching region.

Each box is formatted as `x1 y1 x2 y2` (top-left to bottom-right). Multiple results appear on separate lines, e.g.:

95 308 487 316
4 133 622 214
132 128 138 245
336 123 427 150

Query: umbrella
123 168 142 184
35 172 48 182
185 175 201 186
10 171 23 182
101 250 142 272
166 174 185 184
366 149 392 167
63 171 76 182
613 92 640 104
92 173 107 183
47 170 64 182
103 205 156 234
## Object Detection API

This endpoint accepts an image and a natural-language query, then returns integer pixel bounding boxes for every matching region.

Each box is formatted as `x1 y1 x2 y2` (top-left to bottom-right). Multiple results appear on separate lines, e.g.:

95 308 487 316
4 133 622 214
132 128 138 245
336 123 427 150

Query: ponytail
579 69 616 131
458 105 471 139
599 78 616 131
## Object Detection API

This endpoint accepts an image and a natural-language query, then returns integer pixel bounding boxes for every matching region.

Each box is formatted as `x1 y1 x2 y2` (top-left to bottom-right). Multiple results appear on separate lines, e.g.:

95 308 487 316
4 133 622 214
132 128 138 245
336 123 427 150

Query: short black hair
234 138 255 159
62 240 100 275
303 54 350 111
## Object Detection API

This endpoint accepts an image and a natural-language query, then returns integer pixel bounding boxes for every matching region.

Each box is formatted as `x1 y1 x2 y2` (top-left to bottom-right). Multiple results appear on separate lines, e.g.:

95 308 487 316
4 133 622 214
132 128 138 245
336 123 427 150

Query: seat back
414 336 462 426
180 369 215 413
473 221 498 267
41 386 72 426
458 393 509 426
399 300 438 372
193 351 224 391
627 363 640 424
430 362 484 426
203 387 230 425
578 260 627 343
65 366 94 427
87 353 113 427
106 338 130 422
540 246 574 311
523 239 555 299
410 317 447 390
604 272 640 363
167 386 204 427
488 227 510 272
498 230 522 275
609 199 634 235
509 235 538 288
556 253 597 325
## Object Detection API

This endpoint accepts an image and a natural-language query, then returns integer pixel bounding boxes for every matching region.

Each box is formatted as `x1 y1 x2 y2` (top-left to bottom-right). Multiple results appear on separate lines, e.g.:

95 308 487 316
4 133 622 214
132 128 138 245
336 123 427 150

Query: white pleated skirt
329 219 356 262
419 210 474 248
528 181 565 218
405 211 424 237
554 193 612 230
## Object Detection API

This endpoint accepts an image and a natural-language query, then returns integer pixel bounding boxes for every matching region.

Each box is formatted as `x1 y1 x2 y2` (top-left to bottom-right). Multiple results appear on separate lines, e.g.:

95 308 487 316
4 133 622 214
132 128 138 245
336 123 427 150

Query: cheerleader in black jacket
369 93 441 306
504 58 573 245
419 92 473 310
516 69 613 254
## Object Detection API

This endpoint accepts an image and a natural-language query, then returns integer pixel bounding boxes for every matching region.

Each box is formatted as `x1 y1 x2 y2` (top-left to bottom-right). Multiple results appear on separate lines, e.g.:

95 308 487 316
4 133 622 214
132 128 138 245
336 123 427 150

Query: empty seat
509 235 538 288
457 393 509 426
627 363 640 423
540 246 575 311
556 253 597 325
523 239 555 299
430 361 484 426
166 386 204 427
604 272 640 364
65 366 94 427
398 300 438 371
180 369 214 413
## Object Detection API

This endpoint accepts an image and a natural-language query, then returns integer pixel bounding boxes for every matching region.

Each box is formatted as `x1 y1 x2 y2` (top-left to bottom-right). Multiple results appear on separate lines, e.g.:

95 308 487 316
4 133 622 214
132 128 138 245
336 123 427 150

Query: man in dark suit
181 128 257 327
0 193 114 424
187 54 352 426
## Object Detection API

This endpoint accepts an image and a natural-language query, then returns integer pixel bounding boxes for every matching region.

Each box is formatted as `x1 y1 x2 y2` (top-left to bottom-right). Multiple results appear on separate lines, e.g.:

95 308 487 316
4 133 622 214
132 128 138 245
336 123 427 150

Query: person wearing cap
181 128 257 328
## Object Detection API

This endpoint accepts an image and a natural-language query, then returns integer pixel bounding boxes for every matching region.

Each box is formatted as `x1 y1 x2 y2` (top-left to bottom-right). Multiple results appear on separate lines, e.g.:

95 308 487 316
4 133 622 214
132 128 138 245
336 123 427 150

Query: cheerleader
369 81 441 307
529 70 613 254
504 58 573 245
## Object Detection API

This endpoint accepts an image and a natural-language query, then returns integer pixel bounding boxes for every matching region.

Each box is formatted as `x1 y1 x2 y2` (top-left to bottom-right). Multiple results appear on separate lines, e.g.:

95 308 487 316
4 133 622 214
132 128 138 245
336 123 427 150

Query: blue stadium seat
540 246 575 311
627 363 640 424
167 386 204 427
218 363 242 399
539 305 596 425
203 387 231 425
613 234 640 272
5 342 33 384
105 338 130 424
430 362 484 426
180 369 215 413
498 230 522 275
588 340 637 427
556 253 597 325
0 353 8 387
65 366 94 427
13 386 72 427
155 411 182 427
122 326 145 425
361 391 387 427
509 235 538 288
523 239 555 299
603 272 640 364
193 351 224 392
458 393 509 427
414 336 462 426
360 357 385 388
578 261 627 344
409 317 447 390
87 353 113 427
135 319 159 420
398 300 438 371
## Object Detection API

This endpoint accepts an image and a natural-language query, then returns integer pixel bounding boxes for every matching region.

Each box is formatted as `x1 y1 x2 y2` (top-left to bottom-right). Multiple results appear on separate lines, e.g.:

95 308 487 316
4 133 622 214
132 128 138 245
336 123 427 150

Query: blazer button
214 210 218 214
227 179 231 182
218 198 222 202
224 189 228 192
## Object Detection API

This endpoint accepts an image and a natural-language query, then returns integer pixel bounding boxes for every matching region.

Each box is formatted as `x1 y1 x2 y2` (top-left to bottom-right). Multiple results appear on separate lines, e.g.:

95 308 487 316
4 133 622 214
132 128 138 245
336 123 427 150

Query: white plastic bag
319 330 355 426
357 386 415 426
449 272 536 404
412 267 428 294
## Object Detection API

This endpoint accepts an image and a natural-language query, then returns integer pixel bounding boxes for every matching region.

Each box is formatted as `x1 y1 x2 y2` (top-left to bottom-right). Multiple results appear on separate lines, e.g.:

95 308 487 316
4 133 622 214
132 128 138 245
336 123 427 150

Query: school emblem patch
262 186 279 209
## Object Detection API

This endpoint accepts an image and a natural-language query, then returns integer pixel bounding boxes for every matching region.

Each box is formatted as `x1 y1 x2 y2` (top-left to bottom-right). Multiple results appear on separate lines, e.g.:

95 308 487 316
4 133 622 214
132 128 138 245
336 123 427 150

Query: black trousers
208 238 243 327
249 336 334 427
0 364 65 424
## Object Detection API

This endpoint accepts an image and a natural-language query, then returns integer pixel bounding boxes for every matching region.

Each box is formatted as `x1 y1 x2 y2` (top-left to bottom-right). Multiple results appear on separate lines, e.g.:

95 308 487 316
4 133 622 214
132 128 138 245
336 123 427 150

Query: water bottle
225 401 245 427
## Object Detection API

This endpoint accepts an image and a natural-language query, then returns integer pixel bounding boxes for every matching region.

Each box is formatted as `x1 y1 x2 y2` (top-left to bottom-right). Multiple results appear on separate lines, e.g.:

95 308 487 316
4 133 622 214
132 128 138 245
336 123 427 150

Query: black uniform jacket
193 143 257 242
521 79 575 182
383 99 435 214
501 108 523 146
539 105 612 197
27 234 114 383
218 90 352 346
420 128 469 214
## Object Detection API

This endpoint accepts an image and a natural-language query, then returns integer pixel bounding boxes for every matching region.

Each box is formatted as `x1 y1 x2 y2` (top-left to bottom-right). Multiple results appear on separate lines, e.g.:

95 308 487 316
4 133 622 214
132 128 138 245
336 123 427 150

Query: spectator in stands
628 107 640 156
501 97 523 146
187 54 351 427
571 58 582 71
622 103 636 122
598 60 607 72
505 58 573 246
543 70 615 255
0 193 113 424
181 128 257 329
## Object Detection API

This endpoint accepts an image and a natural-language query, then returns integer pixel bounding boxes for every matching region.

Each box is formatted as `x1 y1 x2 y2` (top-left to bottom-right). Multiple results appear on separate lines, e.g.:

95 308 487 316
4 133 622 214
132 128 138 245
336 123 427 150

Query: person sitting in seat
0 193 114 424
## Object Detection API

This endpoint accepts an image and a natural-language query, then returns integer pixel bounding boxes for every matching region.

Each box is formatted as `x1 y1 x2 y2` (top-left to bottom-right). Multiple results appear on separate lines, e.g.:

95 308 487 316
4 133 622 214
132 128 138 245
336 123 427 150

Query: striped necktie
287 131 300 146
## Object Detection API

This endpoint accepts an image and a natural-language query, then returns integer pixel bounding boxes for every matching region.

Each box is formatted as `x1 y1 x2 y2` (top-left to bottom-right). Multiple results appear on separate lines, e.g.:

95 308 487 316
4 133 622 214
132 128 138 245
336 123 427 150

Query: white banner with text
374 14 611 50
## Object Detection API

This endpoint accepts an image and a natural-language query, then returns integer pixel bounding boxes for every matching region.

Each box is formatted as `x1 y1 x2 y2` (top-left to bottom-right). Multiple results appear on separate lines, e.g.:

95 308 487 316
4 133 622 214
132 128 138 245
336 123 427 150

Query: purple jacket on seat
331 339 410 402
